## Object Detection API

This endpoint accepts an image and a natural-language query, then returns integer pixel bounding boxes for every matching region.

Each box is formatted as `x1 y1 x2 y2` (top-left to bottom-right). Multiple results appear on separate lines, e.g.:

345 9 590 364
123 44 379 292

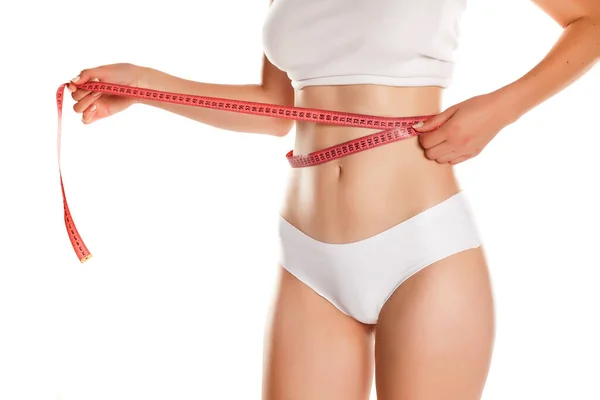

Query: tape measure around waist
55 81 433 262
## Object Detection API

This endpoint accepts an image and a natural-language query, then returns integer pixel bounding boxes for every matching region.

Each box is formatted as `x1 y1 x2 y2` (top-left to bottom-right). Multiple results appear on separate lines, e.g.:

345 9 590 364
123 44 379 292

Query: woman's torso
263 0 467 243
281 85 461 243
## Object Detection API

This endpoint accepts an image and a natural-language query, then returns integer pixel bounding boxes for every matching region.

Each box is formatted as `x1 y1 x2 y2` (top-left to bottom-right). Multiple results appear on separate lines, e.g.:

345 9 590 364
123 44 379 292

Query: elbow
259 83 295 137
590 17 600 56
266 120 294 137
584 16 600 59
262 95 295 137
564 15 600 59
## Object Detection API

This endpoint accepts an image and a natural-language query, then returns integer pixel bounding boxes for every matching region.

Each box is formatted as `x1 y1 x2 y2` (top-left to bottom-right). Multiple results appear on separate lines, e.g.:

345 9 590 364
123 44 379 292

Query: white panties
277 191 483 324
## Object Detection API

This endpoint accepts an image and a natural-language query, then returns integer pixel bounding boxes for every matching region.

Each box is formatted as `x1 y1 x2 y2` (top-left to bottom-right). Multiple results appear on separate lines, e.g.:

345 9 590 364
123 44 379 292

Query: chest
262 0 467 75
263 0 464 43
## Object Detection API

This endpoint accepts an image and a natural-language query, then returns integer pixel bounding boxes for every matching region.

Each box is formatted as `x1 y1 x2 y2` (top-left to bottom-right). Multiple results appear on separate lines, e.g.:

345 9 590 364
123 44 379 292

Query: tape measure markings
56 81 433 263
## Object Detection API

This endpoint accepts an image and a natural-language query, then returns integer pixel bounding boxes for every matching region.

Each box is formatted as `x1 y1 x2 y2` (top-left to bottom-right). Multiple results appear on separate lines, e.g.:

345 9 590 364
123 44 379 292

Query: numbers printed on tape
56 81 432 263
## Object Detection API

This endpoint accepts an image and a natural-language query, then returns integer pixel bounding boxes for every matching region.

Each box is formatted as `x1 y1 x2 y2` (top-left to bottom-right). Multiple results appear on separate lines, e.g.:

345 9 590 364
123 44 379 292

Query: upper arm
261 54 294 106
531 0 600 28
260 0 294 107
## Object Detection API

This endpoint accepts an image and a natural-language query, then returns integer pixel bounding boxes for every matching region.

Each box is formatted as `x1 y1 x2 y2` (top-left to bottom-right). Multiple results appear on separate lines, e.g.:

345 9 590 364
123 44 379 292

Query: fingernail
412 121 424 129
71 75 80 82
92 91 102 96
90 104 97 112
91 78 100 82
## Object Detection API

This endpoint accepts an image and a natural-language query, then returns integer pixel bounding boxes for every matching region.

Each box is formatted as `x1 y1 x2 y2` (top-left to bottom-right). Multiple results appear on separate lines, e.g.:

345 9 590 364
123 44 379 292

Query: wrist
132 66 162 104
135 65 157 88
488 82 527 126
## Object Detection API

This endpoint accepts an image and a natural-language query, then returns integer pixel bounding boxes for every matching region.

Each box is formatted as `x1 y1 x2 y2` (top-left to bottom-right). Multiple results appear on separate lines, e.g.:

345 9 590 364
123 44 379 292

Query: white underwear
277 191 482 324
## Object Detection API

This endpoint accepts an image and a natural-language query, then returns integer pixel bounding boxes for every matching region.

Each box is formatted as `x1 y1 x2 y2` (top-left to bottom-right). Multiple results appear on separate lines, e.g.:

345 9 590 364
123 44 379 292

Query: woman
67 0 600 398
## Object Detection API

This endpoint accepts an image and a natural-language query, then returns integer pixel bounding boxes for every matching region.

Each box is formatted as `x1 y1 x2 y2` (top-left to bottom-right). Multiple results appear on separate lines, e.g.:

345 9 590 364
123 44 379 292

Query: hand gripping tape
56 81 433 263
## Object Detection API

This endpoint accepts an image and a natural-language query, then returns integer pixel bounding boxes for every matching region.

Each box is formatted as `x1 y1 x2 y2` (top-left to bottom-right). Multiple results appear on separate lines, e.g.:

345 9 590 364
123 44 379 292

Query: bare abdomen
279 85 462 243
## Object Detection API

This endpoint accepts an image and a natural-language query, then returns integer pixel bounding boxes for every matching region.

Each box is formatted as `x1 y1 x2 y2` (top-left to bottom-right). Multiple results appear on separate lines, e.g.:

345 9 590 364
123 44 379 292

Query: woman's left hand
413 92 516 165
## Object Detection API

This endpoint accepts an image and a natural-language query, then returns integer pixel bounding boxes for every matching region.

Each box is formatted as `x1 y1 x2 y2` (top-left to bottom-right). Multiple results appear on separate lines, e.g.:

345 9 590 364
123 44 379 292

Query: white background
1 0 599 399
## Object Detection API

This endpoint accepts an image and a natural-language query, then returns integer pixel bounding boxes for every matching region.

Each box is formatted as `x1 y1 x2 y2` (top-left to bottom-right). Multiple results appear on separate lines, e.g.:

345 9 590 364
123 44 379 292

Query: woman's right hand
68 63 150 124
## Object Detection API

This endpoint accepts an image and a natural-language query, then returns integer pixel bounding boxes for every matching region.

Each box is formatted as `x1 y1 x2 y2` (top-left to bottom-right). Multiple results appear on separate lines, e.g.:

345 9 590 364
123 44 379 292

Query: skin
69 0 600 398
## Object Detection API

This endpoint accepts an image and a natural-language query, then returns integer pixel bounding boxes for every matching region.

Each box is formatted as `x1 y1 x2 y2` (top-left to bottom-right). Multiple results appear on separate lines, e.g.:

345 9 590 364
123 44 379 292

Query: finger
81 104 98 124
70 70 101 94
74 76 100 92
71 69 99 86
435 151 461 164
449 155 471 165
418 126 449 149
412 104 458 133
424 141 453 161
71 76 101 103
85 77 102 99
73 89 102 113
70 82 92 99
71 86 98 102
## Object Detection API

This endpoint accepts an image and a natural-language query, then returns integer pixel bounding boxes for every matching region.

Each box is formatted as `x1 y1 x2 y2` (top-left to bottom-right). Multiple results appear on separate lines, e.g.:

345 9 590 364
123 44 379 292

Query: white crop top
262 0 467 90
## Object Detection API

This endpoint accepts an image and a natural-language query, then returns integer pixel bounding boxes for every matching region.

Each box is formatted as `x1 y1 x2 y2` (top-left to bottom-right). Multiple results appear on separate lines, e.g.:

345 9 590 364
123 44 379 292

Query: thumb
412 105 457 132
70 66 109 87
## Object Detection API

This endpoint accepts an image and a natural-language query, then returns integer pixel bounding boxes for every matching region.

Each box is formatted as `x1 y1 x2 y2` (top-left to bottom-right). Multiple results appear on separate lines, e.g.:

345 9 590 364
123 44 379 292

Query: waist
281 84 462 242
296 84 444 114
292 84 443 161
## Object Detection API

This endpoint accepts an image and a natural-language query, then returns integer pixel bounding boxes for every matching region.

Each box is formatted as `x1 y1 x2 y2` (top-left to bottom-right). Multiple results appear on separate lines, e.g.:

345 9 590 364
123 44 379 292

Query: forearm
493 16 600 123
135 66 294 136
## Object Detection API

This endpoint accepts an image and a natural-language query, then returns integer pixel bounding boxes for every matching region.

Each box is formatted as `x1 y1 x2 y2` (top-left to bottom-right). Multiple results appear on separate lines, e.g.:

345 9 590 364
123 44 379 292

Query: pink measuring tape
56 81 433 262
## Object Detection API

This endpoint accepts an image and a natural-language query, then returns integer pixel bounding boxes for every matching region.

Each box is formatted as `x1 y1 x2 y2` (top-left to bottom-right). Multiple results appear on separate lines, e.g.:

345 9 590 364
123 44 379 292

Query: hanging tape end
80 254 93 264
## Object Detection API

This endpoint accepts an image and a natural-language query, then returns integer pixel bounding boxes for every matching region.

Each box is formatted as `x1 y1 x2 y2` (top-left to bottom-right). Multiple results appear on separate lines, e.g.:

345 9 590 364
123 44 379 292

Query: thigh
262 266 373 400
374 247 495 400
